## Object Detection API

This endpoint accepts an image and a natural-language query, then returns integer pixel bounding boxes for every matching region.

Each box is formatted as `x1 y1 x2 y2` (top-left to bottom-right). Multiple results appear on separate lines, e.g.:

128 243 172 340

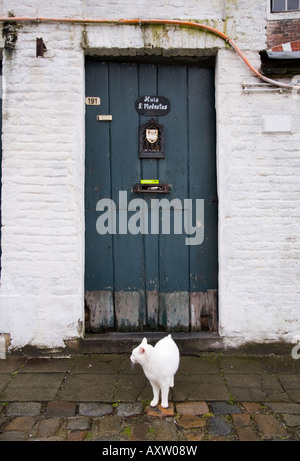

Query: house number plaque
85 97 101 105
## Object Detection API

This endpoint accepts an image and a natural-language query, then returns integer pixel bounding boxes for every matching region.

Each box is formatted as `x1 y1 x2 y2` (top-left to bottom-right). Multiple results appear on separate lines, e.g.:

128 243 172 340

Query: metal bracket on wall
242 82 287 93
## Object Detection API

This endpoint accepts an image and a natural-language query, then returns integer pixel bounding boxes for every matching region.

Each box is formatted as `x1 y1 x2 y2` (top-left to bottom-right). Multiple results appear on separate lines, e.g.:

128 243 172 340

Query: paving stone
211 402 241 415
282 414 300 427
115 402 144 417
208 417 232 436
71 355 121 373
79 402 113 417
33 436 65 441
255 414 287 438
176 415 206 429
225 373 290 402
173 374 230 401
58 373 116 402
7 402 42 416
145 403 175 418
130 419 151 441
184 431 205 442
114 373 148 402
130 416 179 441
36 418 62 438
67 430 89 441
231 388 269 402
178 356 220 374
2 373 64 401
236 427 259 441
0 374 14 393
220 356 272 374
67 416 91 431
46 401 76 417
277 375 300 402
267 402 300 415
4 416 36 432
242 402 262 413
0 431 29 441
0 358 26 373
232 413 251 427
148 419 181 441
20 358 71 373
97 415 125 438
176 401 209 415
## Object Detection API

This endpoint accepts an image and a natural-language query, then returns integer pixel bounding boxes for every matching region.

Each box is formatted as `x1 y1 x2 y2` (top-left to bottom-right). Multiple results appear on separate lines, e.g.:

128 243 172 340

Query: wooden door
85 60 218 332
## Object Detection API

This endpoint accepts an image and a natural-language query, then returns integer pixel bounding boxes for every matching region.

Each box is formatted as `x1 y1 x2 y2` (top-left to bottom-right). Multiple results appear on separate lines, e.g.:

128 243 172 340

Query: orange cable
0 16 299 90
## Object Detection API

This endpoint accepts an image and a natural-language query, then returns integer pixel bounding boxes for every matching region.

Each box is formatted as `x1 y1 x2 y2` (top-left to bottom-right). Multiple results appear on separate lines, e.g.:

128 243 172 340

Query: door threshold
77 331 224 355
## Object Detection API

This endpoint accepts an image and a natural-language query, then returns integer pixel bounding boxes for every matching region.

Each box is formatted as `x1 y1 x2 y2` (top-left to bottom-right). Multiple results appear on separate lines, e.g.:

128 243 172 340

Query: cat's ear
142 337 147 344
139 347 145 354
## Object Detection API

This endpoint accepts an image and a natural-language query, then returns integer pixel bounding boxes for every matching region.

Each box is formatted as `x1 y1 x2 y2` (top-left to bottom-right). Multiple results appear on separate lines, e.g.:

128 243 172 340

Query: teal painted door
85 60 218 332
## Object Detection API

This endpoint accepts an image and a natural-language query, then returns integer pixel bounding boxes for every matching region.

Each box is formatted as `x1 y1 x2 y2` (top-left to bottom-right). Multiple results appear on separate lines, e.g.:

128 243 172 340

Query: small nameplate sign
96 115 112 121
135 96 170 116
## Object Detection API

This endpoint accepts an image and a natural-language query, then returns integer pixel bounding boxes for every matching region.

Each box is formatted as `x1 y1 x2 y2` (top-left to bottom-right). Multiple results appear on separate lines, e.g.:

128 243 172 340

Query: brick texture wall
267 18 300 48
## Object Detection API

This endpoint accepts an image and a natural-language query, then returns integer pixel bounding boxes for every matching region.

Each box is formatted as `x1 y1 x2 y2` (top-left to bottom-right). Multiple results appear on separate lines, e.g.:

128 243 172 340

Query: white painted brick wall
0 0 299 349
0 21 85 348
216 49 300 345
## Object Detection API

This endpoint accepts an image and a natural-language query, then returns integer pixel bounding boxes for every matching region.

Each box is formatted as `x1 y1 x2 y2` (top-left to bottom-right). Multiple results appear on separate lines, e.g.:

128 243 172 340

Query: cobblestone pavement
0 353 299 441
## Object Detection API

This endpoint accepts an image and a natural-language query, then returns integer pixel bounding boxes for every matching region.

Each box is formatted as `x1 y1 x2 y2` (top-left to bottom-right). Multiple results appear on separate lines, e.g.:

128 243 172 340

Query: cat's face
130 338 148 365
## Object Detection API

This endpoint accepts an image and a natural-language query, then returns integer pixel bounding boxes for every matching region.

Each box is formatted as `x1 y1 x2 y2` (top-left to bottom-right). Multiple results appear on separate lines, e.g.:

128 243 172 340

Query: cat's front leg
150 381 160 407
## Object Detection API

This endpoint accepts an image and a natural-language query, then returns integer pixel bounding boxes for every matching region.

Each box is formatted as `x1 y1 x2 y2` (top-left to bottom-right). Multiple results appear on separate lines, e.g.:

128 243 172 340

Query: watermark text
95 191 204 246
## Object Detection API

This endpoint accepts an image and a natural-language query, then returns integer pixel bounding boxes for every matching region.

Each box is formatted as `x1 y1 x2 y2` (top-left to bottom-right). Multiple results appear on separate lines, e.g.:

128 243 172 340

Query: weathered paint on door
85 60 218 332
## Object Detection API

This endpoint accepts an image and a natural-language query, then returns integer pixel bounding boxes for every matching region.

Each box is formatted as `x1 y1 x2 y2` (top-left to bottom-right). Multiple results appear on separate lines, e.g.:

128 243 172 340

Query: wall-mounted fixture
36 37 47 57
139 119 165 159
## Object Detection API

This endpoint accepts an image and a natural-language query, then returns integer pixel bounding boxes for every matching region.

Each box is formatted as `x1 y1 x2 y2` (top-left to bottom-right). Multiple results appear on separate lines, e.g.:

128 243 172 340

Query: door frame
84 53 219 334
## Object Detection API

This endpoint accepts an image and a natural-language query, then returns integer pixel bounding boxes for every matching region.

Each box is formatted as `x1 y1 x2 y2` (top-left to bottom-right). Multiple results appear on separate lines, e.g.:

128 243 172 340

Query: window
271 0 300 12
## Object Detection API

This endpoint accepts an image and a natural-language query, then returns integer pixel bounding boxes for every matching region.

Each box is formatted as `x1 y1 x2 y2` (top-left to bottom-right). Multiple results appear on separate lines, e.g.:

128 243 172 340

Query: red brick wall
267 19 300 49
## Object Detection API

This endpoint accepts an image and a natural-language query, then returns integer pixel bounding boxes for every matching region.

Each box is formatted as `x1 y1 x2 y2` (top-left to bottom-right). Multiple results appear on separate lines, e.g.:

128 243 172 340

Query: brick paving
0 353 299 441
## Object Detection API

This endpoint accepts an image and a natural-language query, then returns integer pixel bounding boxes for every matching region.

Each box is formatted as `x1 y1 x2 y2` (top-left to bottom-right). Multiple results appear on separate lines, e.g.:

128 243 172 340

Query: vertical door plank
188 67 218 331
158 65 189 329
109 63 145 330
138 63 160 328
85 62 115 328
188 67 218 293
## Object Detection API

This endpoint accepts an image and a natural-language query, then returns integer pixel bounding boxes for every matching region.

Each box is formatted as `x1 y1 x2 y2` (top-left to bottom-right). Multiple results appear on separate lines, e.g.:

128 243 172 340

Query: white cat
130 334 180 408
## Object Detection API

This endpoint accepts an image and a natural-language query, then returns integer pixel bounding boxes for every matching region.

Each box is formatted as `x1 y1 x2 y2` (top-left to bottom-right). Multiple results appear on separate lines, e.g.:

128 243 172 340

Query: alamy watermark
95 191 204 246
291 341 300 360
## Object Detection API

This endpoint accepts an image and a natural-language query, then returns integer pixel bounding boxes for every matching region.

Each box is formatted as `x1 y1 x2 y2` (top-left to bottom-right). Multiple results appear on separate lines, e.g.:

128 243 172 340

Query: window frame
271 0 300 13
